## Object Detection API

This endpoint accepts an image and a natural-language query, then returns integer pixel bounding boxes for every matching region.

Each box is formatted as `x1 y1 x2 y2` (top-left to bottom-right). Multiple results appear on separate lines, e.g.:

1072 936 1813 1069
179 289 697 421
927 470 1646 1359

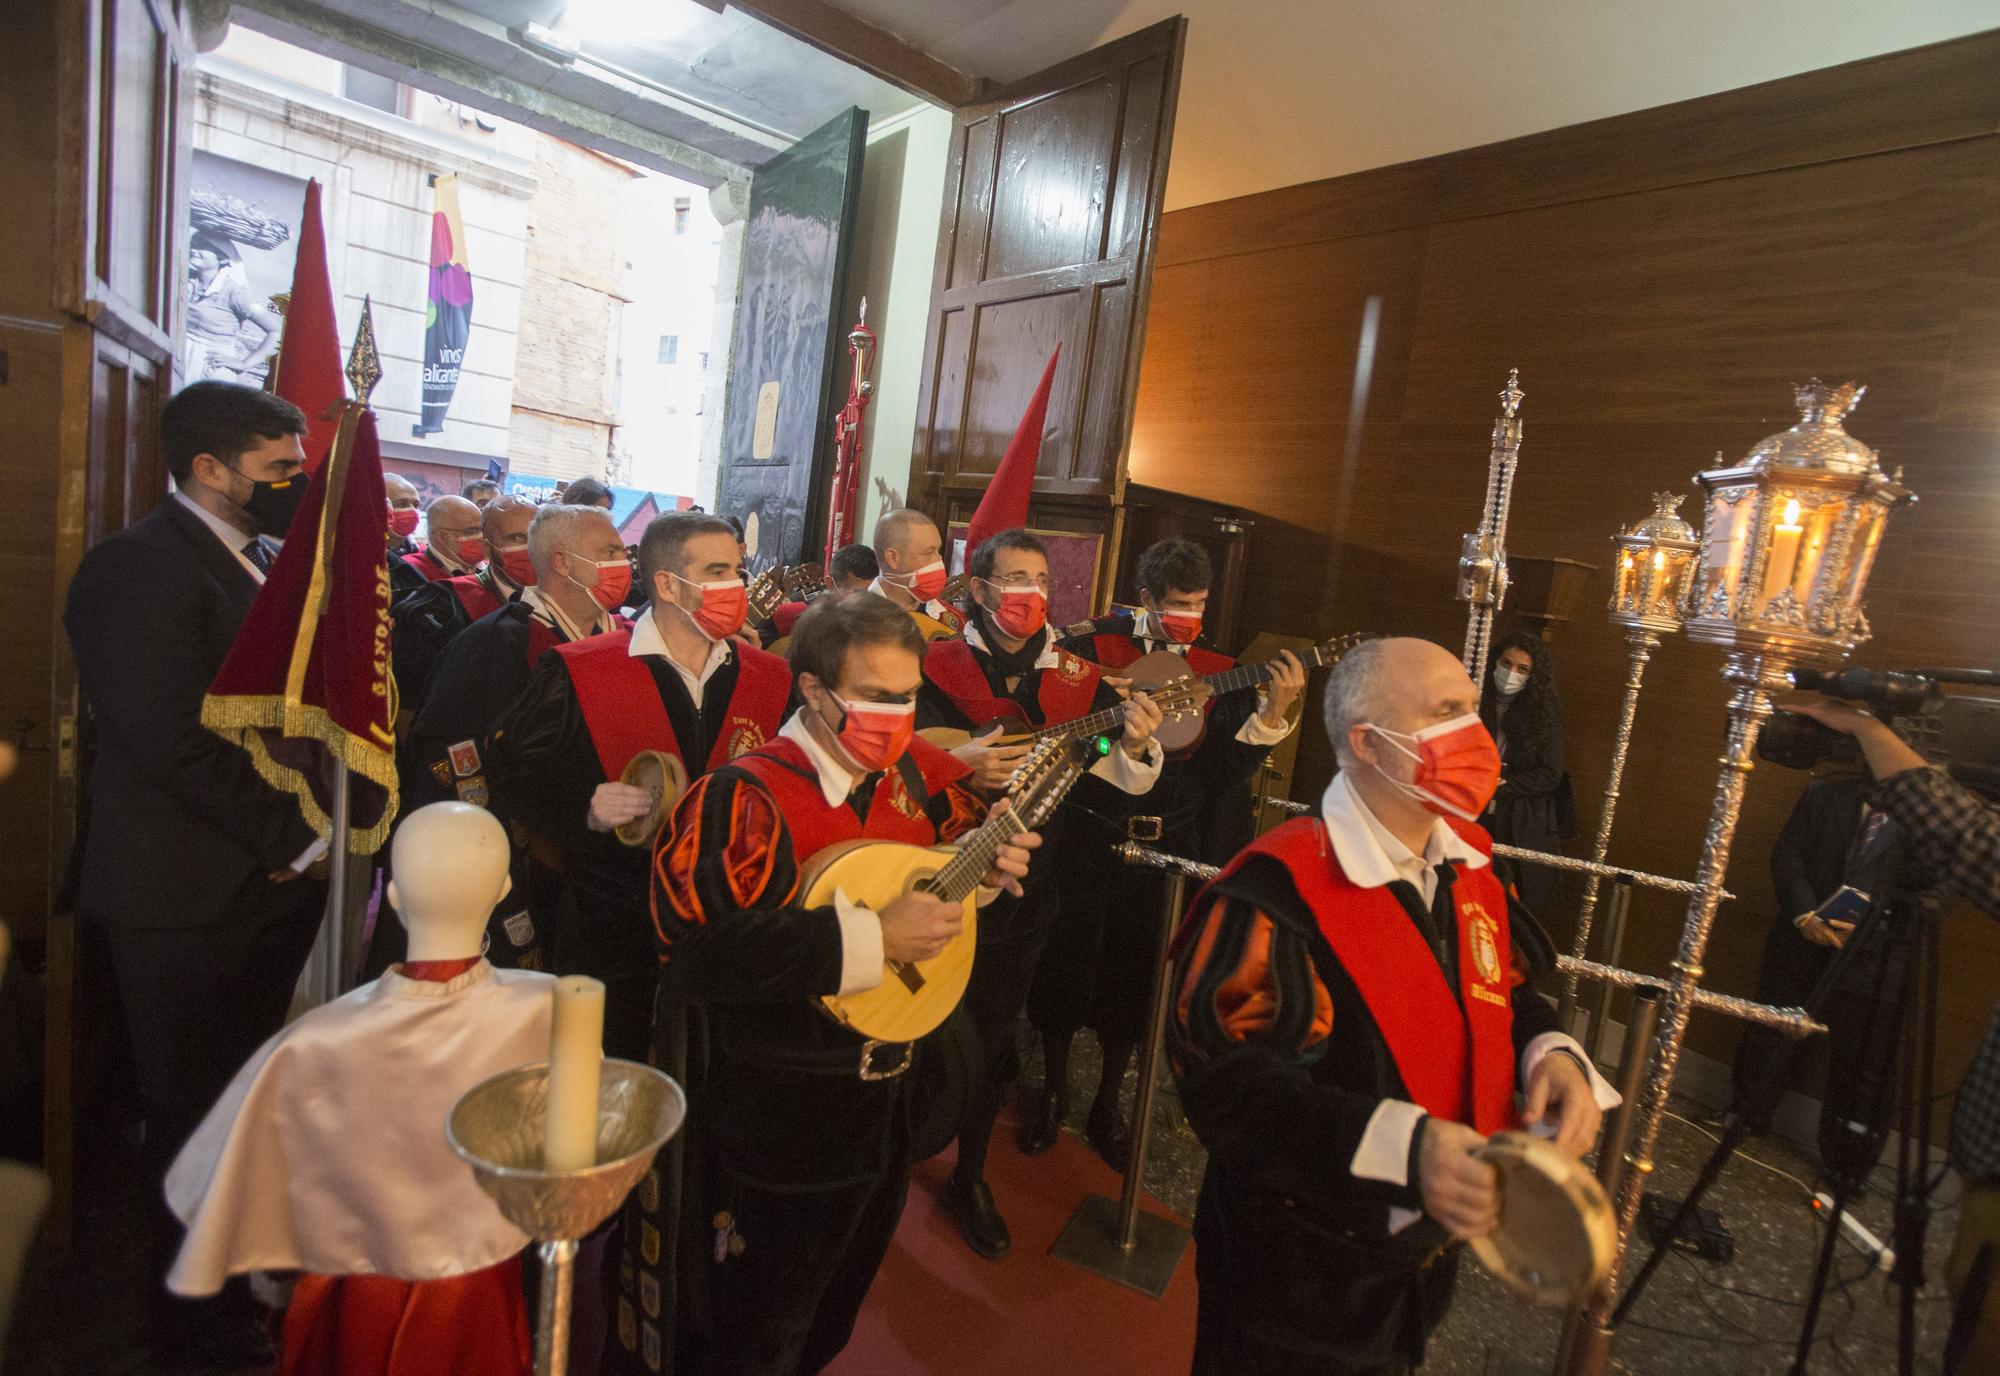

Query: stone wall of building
508 138 636 482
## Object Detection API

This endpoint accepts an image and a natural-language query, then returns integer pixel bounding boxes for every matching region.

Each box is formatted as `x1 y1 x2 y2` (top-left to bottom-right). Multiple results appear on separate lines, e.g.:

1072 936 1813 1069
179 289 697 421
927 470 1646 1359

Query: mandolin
918 632 1370 754
808 733 1095 1043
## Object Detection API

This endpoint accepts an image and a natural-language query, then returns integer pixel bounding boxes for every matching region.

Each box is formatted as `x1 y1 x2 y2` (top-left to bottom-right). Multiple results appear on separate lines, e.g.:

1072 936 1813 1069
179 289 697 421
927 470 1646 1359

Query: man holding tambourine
1168 637 1618 1374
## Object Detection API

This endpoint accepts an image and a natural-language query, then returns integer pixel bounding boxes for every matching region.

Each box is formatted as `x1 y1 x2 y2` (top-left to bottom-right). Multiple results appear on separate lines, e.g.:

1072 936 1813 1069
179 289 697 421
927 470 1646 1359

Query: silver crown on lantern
1679 380 1912 666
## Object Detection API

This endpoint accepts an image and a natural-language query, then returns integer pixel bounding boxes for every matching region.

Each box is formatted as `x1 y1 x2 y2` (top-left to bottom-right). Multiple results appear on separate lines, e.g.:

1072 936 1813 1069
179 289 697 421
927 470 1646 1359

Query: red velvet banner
200 403 399 852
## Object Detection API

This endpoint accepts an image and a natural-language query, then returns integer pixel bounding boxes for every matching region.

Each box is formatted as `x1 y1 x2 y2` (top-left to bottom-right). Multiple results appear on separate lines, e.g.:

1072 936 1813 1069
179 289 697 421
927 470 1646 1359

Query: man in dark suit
1732 768 1907 1173
64 381 330 1367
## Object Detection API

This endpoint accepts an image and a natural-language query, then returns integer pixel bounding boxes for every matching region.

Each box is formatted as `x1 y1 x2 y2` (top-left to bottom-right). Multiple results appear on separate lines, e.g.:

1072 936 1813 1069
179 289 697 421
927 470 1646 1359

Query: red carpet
826 1107 1199 1376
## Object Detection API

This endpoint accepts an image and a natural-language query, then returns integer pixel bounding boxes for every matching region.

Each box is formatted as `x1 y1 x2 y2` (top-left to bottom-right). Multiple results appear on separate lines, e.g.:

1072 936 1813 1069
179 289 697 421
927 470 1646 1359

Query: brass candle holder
448 1060 686 1376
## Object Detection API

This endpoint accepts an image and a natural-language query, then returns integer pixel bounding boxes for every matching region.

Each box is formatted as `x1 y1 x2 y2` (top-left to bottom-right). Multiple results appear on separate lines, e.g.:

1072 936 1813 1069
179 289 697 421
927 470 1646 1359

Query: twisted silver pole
1577 651 1787 1357
1564 630 1661 1005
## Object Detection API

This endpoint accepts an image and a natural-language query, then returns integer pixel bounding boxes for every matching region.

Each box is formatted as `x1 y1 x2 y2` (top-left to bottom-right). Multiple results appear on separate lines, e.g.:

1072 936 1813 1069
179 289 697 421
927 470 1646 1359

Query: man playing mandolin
1168 637 1615 1375
917 527 1167 1258
650 592 1040 1376
1024 538 1307 1165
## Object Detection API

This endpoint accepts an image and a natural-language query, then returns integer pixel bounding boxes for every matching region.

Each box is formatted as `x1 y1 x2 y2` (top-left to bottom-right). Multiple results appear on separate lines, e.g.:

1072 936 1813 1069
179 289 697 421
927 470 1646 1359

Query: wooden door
718 109 868 571
0 0 193 1245
906 18 1185 606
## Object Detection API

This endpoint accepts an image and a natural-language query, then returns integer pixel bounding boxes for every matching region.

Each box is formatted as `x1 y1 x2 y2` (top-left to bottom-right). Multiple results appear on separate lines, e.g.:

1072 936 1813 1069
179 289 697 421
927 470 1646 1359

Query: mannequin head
385 803 512 963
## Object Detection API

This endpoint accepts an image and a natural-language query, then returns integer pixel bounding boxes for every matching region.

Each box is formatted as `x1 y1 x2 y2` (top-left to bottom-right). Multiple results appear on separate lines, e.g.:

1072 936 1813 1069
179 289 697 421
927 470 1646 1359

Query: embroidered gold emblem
1465 901 1503 985
1055 650 1091 684
888 774 923 819
725 716 767 759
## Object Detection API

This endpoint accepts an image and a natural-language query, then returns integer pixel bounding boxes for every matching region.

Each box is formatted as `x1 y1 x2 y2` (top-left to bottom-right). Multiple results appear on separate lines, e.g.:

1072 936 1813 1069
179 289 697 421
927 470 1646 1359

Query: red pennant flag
273 179 346 472
200 403 398 853
965 344 1060 555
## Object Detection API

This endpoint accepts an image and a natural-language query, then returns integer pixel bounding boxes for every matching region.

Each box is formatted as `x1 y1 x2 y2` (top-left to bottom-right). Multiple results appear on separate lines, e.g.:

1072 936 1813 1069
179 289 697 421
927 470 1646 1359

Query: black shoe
941 1174 1011 1259
1086 1106 1130 1174
1017 1084 1066 1156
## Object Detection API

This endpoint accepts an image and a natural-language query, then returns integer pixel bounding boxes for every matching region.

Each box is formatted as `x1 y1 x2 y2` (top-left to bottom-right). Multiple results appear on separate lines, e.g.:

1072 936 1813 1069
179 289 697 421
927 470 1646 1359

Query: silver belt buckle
858 1038 912 1081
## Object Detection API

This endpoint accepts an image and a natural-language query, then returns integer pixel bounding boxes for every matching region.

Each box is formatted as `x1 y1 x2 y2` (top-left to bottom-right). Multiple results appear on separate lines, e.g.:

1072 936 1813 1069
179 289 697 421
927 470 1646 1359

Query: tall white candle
544 975 605 1171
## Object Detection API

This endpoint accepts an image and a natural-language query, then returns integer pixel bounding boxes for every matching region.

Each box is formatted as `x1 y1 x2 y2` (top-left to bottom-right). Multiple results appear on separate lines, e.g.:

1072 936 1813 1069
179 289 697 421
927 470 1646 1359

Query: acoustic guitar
918 632 1370 754
806 731 1097 1044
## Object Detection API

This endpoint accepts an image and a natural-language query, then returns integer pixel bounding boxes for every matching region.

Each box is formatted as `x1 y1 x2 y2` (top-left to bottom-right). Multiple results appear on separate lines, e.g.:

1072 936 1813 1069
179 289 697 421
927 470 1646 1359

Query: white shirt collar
628 605 733 701
868 574 951 623
173 489 269 583
963 615 1058 670
1130 608 1191 656
520 586 604 643
1320 769 1486 892
780 708 861 808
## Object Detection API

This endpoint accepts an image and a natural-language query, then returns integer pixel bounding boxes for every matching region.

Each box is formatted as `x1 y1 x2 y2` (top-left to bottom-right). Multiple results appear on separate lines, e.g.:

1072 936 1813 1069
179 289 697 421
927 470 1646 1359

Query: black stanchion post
1557 982 1663 1376
1582 876 1635 1065
1051 844 1196 1297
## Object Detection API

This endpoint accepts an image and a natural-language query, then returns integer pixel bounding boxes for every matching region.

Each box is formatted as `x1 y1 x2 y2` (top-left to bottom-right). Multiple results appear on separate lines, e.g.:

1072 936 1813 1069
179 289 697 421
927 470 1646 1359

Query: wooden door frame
903 18 1186 613
40 0 190 1257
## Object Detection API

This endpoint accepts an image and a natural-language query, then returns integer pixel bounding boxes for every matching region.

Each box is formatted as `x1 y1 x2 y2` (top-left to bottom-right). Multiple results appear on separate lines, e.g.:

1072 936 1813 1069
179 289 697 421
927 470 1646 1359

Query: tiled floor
1031 1025 1962 1376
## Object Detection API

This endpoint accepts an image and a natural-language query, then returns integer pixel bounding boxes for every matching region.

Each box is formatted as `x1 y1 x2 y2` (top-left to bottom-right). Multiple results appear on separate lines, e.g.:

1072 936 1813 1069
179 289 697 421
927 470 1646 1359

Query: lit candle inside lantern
1766 497 1804 601
544 975 605 1171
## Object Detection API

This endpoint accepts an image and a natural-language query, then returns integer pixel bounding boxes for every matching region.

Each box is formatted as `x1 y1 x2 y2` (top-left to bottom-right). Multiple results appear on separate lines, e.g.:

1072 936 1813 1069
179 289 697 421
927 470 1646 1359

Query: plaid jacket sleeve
1875 766 2000 1179
1874 767 2000 914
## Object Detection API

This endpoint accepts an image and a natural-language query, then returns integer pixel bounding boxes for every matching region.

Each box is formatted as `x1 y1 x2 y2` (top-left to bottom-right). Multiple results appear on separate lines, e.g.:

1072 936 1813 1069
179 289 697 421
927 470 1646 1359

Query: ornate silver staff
1458 369 1526 685
1560 494 1701 1010
1566 381 1913 1375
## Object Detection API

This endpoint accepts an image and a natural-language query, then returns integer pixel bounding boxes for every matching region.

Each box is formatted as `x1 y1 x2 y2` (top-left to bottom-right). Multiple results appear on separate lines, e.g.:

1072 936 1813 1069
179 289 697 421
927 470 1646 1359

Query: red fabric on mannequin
282 1257 532 1376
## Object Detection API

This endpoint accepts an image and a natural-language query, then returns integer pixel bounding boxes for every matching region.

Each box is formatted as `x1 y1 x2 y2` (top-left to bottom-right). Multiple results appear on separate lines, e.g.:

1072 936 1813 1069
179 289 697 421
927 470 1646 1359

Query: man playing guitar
650 592 1039 1376
917 527 1165 1258
1024 538 1307 1165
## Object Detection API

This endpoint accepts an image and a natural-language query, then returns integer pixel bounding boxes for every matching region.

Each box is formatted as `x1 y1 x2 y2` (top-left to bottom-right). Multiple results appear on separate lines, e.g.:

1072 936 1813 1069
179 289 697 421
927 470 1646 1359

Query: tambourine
1469 1130 1616 1307
614 749 689 848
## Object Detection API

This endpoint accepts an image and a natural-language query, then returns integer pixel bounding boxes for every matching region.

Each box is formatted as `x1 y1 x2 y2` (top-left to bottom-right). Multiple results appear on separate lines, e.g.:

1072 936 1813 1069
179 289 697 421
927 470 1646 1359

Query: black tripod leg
1790 1174 1860 1376
1613 889 1895 1326
1894 909 1942 1376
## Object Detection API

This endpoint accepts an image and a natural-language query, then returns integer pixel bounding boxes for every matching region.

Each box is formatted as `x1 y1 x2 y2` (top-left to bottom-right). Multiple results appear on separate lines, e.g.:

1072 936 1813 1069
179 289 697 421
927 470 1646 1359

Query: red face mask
387 507 420 539
1367 714 1502 821
674 574 748 641
982 582 1047 639
894 560 948 603
826 693 915 772
455 536 488 569
1156 610 1202 644
564 553 633 611
497 547 539 587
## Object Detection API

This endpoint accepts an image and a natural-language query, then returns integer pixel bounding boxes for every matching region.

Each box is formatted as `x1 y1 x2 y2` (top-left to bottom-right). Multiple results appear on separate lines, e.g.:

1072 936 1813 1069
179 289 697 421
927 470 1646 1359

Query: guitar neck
1029 702 1126 746
926 753 1087 901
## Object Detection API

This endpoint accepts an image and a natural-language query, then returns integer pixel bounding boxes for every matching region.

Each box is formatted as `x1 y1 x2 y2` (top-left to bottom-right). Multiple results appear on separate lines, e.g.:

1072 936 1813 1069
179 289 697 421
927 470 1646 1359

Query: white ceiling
824 0 2000 210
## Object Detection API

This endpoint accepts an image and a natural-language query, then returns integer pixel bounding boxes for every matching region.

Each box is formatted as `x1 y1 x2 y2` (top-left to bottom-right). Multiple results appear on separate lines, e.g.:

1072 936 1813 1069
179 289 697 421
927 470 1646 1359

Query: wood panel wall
1128 30 2000 1077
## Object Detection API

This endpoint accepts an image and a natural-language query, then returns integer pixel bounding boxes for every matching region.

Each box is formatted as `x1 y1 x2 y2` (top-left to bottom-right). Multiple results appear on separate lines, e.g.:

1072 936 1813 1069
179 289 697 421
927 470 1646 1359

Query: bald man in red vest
1169 637 1616 1375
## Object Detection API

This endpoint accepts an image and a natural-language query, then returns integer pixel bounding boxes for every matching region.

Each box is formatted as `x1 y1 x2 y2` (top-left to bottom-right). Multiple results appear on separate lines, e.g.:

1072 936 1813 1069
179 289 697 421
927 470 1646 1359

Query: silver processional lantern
1561 493 1703 1012
1578 380 1914 1356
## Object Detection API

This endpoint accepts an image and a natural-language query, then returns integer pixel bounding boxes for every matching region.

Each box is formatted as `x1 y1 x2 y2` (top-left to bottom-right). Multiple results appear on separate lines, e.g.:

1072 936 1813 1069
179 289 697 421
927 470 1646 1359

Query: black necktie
242 539 274 575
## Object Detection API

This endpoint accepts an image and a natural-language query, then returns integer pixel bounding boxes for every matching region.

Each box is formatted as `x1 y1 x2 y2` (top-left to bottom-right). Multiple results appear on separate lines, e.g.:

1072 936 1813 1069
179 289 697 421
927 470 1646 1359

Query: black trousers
91 870 326 1314
951 882 1060 1180
1732 913 1908 1174
697 1153 908 1376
